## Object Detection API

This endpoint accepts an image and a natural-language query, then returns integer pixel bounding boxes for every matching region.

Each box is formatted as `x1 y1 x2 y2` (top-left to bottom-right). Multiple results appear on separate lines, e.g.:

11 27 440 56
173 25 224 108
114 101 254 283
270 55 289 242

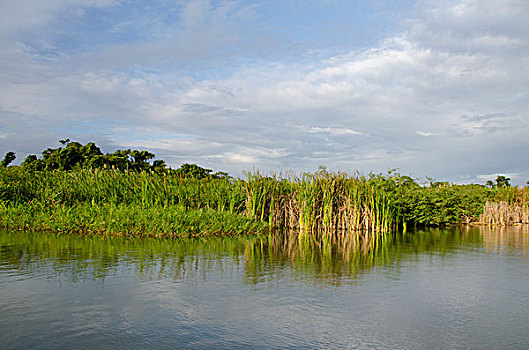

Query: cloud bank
0 0 528 184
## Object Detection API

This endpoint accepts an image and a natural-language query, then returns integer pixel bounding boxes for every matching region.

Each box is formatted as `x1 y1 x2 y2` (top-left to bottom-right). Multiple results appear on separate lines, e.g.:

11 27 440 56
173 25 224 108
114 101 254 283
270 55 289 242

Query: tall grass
243 171 398 237
479 186 529 225
487 185 529 206
480 201 529 225
0 167 246 213
0 202 267 237
1 166 528 237
0 167 261 236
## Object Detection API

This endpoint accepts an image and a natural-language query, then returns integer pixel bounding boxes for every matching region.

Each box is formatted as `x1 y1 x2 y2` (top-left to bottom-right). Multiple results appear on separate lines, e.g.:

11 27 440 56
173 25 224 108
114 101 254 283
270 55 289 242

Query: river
1 226 528 349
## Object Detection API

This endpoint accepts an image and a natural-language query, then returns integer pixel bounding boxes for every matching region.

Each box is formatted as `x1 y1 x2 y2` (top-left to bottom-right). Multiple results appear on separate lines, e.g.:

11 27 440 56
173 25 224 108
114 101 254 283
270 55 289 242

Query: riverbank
1 166 528 237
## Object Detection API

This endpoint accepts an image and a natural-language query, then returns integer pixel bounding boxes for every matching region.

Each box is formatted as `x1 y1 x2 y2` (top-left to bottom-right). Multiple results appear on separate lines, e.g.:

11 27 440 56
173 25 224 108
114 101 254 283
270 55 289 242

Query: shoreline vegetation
1 140 528 238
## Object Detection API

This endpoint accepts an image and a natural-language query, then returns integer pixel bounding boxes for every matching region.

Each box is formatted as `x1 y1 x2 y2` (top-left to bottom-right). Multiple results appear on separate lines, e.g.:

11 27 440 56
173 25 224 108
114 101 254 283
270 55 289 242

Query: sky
1 0 528 185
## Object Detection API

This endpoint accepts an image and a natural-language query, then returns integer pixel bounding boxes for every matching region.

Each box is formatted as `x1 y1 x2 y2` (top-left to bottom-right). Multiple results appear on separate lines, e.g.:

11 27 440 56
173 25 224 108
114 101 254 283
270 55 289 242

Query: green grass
1 166 528 238
243 171 399 236
0 202 266 237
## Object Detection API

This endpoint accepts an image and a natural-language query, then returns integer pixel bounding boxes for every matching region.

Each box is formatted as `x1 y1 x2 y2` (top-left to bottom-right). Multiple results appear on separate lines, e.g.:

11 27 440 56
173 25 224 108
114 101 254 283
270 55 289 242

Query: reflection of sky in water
1 227 529 349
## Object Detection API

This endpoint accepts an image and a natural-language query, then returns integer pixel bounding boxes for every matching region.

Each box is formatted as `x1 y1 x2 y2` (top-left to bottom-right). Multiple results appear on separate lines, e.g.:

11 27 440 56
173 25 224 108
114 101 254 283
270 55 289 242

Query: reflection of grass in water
480 225 529 254
243 227 484 286
0 229 258 282
243 231 382 286
0 227 488 286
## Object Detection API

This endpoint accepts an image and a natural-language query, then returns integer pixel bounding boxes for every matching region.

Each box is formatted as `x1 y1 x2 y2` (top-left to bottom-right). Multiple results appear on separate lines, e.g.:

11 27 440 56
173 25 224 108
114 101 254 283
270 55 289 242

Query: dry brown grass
479 201 529 225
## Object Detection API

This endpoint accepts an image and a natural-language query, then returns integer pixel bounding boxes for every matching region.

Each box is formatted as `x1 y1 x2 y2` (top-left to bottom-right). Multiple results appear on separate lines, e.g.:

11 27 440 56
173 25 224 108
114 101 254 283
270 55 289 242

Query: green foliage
0 166 260 236
0 166 245 213
174 163 212 179
20 154 44 172
130 150 155 171
0 202 266 237
393 184 488 225
2 138 529 237
486 175 512 189
495 175 511 188
242 169 529 233
19 140 166 173
1 152 16 167
17 140 229 181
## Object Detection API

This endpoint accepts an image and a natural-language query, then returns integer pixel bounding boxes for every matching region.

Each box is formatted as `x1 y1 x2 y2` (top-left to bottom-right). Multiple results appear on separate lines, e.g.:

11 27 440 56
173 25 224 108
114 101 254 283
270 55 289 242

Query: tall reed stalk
480 201 529 225
243 171 398 238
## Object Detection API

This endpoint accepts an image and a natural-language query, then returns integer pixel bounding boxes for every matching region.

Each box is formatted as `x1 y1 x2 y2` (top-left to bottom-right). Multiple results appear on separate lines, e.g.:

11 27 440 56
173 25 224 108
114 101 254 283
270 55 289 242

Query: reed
479 201 529 225
243 171 398 237
487 185 529 206
479 186 529 225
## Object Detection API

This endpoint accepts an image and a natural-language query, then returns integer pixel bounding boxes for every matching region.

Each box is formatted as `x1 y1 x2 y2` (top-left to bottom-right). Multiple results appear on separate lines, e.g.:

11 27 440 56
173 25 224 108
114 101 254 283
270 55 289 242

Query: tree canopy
4 139 226 179
1 151 16 167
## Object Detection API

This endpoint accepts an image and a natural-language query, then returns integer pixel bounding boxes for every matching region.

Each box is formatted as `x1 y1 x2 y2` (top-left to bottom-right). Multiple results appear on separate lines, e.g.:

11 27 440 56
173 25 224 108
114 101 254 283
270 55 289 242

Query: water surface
1 226 529 349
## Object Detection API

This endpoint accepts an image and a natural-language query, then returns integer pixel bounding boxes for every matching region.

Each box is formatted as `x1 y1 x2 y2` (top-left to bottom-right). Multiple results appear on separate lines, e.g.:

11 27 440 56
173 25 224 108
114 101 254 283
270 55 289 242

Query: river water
1 226 528 349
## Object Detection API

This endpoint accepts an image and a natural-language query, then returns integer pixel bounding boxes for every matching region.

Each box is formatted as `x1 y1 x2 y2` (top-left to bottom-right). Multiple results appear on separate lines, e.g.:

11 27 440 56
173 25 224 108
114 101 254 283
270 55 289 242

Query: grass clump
0 166 260 237
0 202 266 237
243 171 398 236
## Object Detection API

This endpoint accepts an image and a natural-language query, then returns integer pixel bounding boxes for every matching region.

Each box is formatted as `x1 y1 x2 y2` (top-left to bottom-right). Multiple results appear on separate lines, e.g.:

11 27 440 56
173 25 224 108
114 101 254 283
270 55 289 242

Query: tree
81 142 103 159
13 139 232 177
131 150 155 171
175 163 213 179
21 154 44 171
105 149 132 170
212 171 231 179
152 160 167 173
396 175 419 188
495 175 510 188
57 142 84 170
1 151 16 167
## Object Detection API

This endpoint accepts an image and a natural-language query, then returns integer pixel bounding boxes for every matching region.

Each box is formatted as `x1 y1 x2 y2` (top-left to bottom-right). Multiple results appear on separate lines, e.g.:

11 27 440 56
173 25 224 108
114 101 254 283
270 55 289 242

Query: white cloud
308 127 362 136
217 147 291 165
416 131 434 137
476 173 524 185
477 174 513 180
1 0 529 183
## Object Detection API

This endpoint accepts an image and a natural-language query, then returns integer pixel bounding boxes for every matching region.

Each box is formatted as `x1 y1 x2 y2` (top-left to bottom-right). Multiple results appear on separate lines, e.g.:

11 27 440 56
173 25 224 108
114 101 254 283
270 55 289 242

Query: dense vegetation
0 140 528 237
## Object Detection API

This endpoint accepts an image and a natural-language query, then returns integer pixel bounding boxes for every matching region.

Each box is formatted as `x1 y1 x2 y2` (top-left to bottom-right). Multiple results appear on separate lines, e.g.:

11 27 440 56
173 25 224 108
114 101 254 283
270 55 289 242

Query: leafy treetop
4 139 227 179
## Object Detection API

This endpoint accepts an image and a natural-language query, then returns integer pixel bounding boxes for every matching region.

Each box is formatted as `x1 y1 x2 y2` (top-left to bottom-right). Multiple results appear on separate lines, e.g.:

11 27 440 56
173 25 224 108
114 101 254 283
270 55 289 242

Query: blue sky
1 0 528 185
